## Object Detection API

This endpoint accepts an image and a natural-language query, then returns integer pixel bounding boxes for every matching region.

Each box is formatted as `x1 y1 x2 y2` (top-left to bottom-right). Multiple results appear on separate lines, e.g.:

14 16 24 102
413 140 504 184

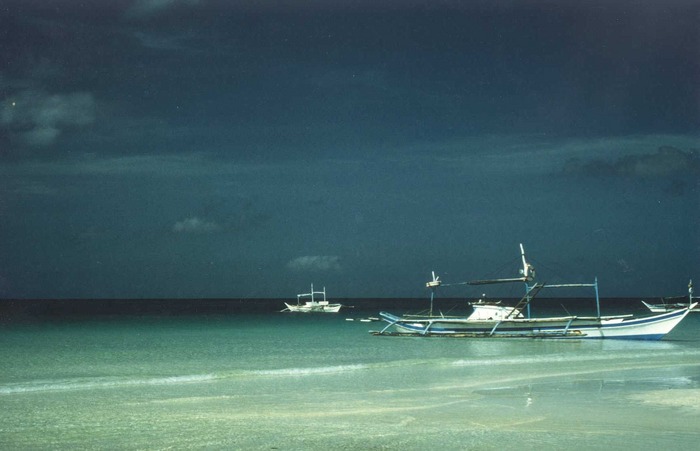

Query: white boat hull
377 303 695 340
284 284 342 313
642 300 699 313
284 302 342 313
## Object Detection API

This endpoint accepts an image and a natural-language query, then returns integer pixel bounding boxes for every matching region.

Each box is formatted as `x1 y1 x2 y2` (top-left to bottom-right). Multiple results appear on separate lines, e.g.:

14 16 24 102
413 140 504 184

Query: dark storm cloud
562 147 700 178
0 0 697 298
3 0 697 160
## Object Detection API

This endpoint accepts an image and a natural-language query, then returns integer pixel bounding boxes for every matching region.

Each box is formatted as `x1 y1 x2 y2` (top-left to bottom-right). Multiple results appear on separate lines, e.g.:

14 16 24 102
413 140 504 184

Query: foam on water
247 363 368 376
0 374 219 395
0 361 410 395
0 363 383 395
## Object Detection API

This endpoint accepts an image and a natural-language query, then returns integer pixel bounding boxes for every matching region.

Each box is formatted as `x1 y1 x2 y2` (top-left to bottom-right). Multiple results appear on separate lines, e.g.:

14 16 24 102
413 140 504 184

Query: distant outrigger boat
283 284 343 313
642 281 698 313
373 245 695 340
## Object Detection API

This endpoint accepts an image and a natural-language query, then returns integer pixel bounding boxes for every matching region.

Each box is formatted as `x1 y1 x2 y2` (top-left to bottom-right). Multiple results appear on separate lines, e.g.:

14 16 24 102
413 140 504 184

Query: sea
1 298 699 450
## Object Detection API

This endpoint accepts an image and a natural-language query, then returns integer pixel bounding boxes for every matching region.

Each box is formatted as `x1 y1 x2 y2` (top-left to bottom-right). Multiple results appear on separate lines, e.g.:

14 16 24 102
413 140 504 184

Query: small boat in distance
642 280 698 313
282 284 343 313
373 244 696 340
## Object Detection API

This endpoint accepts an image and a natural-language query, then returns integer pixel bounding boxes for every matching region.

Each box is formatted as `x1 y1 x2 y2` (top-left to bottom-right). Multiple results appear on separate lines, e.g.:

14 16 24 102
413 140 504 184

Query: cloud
286 256 342 273
562 146 700 178
172 216 221 234
126 0 201 18
172 210 269 235
417 134 700 177
130 30 198 51
21 126 61 147
1 90 95 147
0 153 276 177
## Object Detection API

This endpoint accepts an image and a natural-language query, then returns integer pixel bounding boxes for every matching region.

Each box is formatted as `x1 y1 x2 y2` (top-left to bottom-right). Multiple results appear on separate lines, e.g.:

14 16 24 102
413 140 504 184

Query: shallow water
1 311 699 449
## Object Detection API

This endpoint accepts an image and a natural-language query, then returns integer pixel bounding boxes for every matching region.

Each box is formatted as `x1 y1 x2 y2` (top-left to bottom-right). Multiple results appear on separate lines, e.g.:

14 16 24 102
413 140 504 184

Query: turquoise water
1 311 699 450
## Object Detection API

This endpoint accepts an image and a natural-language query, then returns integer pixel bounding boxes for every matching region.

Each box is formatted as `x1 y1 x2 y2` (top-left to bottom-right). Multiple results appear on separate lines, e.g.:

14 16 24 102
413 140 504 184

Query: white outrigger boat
374 245 695 340
642 281 698 313
282 284 343 313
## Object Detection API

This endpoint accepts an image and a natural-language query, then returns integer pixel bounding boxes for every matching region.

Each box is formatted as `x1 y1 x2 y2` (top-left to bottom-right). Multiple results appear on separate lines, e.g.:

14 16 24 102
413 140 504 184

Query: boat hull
284 302 342 313
642 300 699 313
377 304 694 340
284 284 342 313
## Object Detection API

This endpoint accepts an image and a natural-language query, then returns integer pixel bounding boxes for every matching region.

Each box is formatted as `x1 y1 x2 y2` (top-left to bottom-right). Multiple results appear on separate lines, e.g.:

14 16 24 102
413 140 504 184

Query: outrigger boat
373 245 695 340
642 281 698 313
282 284 343 313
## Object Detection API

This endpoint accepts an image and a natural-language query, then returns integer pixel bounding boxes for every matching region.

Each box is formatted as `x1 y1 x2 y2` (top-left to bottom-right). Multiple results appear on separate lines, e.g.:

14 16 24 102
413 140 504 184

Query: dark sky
1 0 698 299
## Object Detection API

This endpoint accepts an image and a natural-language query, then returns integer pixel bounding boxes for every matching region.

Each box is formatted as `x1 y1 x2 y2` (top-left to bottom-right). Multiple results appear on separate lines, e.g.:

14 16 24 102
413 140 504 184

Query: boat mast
426 271 441 317
690 279 694 305
594 277 600 318
524 281 533 319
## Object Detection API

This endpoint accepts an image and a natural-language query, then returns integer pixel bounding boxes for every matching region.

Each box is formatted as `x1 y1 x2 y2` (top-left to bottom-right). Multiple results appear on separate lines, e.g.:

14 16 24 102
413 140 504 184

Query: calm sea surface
1 303 699 450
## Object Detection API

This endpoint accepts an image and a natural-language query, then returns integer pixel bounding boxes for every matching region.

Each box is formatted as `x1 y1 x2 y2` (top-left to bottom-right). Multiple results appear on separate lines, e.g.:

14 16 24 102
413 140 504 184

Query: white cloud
286 256 342 272
173 217 221 234
1 90 95 147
